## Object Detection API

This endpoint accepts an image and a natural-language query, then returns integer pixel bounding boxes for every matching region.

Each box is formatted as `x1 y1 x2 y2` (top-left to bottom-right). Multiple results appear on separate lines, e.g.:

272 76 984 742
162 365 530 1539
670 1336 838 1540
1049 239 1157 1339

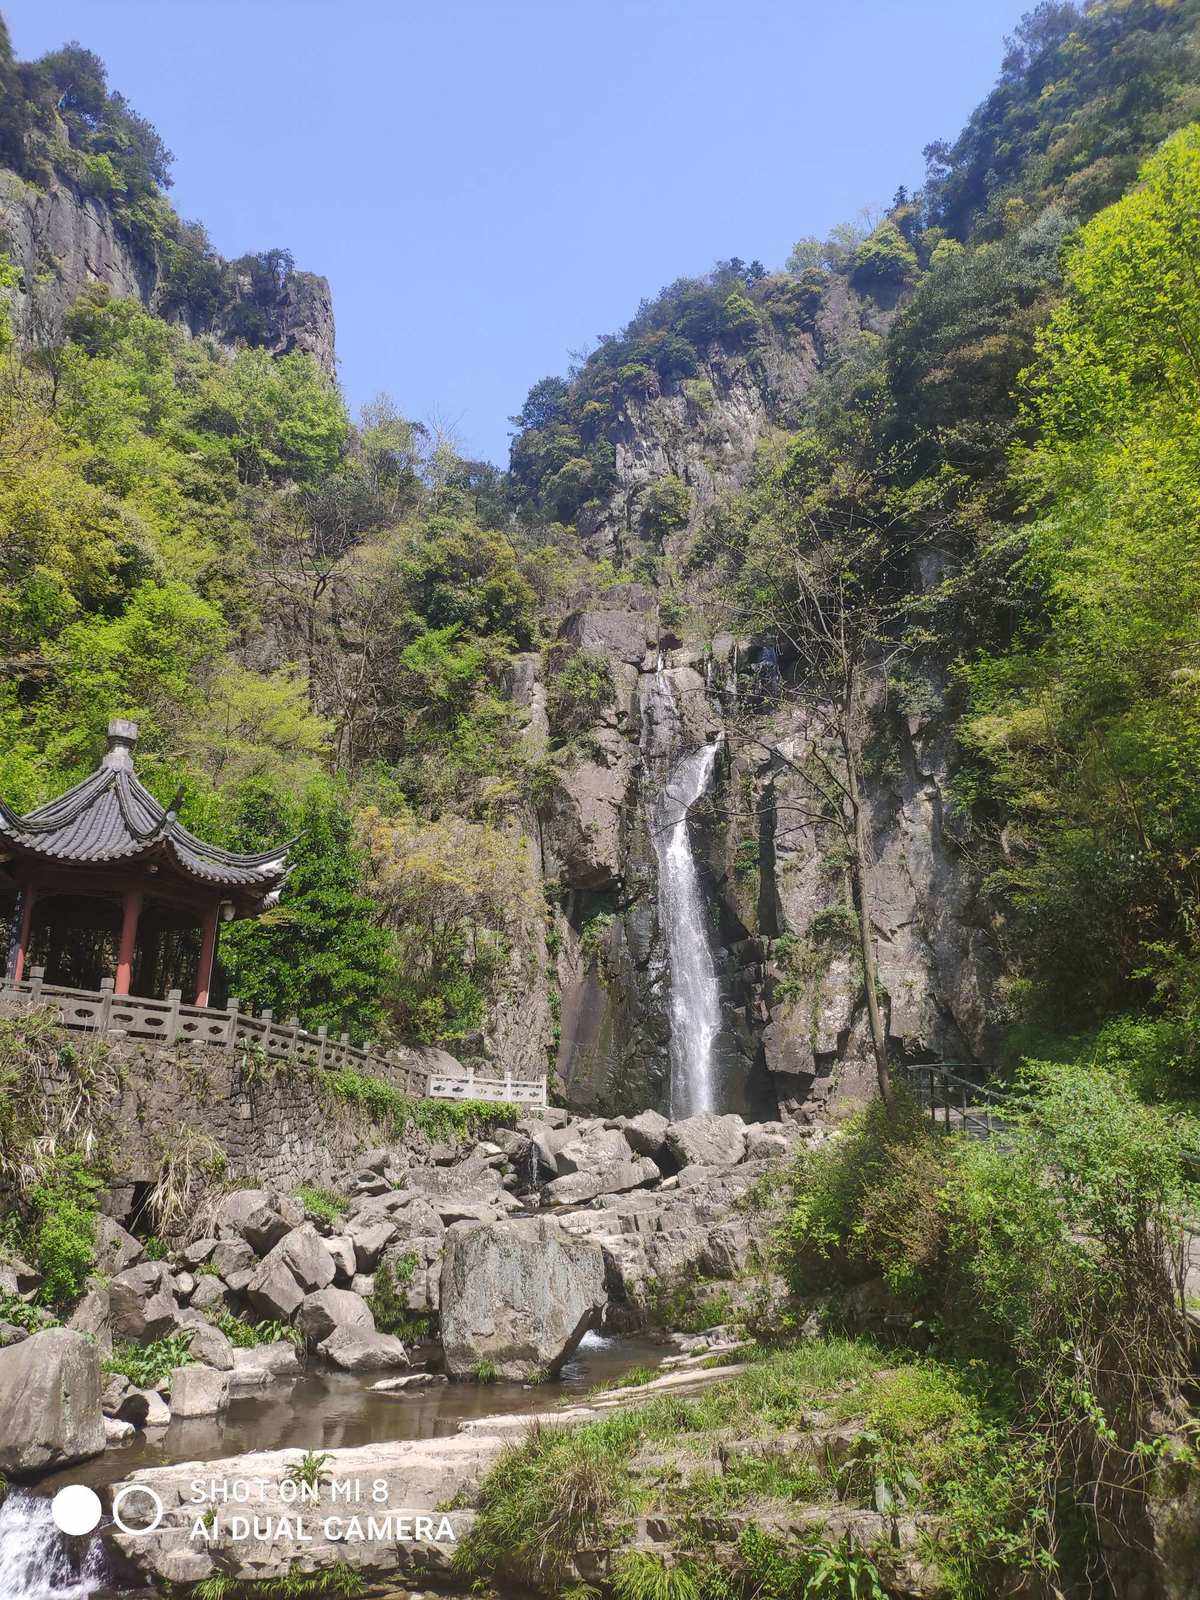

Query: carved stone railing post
317 1024 328 1069
29 964 44 1004
288 1016 300 1061
165 988 181 1045
98 975 113 1033
226 996 239 1048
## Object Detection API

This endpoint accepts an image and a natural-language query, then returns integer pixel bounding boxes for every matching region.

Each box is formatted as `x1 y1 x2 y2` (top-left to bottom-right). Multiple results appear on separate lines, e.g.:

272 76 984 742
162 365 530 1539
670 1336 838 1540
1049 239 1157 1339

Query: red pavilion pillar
11 882 36 983
194 902 220 1008
114 888 143 997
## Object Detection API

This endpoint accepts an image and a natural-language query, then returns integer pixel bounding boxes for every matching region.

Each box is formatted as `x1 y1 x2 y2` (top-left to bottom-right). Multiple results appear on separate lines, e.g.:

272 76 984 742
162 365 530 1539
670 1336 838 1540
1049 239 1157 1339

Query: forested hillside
2 0 1200 1106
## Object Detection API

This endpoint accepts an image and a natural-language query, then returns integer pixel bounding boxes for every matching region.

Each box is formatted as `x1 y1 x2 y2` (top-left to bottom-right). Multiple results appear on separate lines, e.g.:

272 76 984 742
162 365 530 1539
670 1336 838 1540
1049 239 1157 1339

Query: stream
1 1331 665 1600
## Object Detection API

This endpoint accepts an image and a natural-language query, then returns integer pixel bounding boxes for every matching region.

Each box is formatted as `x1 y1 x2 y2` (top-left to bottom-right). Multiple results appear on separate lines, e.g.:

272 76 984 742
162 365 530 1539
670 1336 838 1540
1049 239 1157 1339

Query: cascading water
0 1492 107 1600
652 739 724 1119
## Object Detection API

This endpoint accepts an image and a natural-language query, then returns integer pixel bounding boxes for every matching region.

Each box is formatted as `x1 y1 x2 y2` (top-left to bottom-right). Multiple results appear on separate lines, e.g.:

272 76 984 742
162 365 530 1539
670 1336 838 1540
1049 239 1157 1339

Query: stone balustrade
0 966 546 1107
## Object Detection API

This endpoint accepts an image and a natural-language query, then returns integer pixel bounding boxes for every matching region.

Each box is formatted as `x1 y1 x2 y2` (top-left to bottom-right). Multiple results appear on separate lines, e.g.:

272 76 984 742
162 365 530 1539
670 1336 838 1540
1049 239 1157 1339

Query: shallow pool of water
41 1330 666 1496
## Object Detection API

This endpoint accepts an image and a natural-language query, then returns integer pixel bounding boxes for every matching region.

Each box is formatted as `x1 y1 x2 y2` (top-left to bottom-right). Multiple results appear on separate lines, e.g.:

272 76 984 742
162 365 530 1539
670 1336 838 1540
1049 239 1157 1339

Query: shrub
638 476 691 543
544 648 614 746
28 1156 104 1312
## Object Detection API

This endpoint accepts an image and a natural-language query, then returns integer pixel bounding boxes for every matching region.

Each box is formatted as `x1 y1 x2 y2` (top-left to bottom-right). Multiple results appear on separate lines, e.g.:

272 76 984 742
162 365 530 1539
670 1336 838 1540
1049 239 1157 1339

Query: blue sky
8 1 1031 464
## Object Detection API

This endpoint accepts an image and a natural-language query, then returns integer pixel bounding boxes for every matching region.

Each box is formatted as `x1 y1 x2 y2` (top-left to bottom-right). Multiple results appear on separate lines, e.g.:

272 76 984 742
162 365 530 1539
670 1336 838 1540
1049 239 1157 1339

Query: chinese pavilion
0 719 290 1006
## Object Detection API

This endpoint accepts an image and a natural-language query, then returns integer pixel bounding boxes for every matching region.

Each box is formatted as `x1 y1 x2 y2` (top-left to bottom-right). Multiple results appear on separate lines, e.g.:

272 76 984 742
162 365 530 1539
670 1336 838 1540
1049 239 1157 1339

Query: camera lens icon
111 1484 165 1536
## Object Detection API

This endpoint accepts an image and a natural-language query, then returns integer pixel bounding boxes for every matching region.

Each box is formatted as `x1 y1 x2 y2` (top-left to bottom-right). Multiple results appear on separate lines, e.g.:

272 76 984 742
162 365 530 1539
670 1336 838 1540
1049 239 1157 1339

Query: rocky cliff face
523 282 1001 1122
0 168 335 375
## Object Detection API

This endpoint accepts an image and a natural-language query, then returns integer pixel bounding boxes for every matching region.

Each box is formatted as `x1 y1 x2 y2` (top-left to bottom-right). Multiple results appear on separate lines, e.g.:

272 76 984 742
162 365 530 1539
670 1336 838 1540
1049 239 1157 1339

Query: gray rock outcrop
440 1216 606 1379
0 1328 106 1475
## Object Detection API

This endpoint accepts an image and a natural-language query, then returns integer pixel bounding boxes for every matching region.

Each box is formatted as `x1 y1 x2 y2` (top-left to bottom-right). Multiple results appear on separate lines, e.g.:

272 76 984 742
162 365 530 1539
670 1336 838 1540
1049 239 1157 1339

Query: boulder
297 1288 375 1346
180 1236 218 1269
745 1128 790 1162
169 1364 230 1418
105 1416 136 1445
553 1126 633 1177
666 1114 748 1169
109 1262 179 1342
318 1326 409 1372
228 1341 301 1387
136 1386 172 1427
326 1234 356 1284
211 1239 256 1281
0 1328 106 1475
245 1254 304 1322
544 1156 659 1207
246 1225 335 1321
618 1109 671 1158
440 1215 606 1380
102 1374 148 1425
213 1188 273 1235
277 1224 337 1291
189 1274 227 1315
241 1200 298 1257
347 1211 397 1271
93 1215 145 1276
69 1280 112 1356
184 1321 235 1371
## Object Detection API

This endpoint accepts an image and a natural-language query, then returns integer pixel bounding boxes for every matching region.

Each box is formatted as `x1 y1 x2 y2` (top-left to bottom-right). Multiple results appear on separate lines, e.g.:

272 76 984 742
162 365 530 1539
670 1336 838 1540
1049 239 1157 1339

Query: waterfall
0 1493 107 1600
652 741 723 1119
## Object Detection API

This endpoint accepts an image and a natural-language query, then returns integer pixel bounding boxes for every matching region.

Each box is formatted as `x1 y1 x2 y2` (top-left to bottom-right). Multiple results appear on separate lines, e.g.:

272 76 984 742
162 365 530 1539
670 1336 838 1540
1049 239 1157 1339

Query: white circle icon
51 1485 102 1536
112 1484 164 1536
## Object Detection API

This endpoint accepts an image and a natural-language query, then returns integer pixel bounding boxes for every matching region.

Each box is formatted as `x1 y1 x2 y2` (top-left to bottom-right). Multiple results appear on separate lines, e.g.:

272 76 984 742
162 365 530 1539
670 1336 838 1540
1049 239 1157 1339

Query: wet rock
170 1364 230 1418
297 1287 375 1346
440 1215 606 1380
105 1416 136 1445
0 1328 106 1475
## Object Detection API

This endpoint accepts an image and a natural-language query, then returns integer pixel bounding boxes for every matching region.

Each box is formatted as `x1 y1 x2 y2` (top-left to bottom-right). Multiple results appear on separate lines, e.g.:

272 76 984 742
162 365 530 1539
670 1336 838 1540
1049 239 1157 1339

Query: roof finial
101 718 139 771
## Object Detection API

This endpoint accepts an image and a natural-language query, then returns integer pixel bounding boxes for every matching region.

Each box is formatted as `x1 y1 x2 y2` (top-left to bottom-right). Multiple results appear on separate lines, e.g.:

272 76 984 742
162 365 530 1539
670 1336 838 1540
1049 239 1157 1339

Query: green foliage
471 1358 499 1383
218 784 396 1040
544 647 614 747
320 1066 516 1143
213 1312 301 1349
963 126 1200 1026
638 476 691 545
849 220 918 289
369 1257 418 1338
294 1187 347 1225
28 1156 104 1312
284 1451 333 1491
457 1336 1041 1596
105 1331 195 1387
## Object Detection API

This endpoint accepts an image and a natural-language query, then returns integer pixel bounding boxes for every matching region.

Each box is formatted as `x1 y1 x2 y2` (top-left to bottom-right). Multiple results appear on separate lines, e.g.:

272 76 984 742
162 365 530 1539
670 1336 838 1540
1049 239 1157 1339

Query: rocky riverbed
0 1107 815 1482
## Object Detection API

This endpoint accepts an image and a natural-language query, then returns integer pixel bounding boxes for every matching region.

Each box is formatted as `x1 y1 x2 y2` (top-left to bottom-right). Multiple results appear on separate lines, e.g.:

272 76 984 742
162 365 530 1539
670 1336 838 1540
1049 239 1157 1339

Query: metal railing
898 1060 1013 1140
0 966 546 1107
